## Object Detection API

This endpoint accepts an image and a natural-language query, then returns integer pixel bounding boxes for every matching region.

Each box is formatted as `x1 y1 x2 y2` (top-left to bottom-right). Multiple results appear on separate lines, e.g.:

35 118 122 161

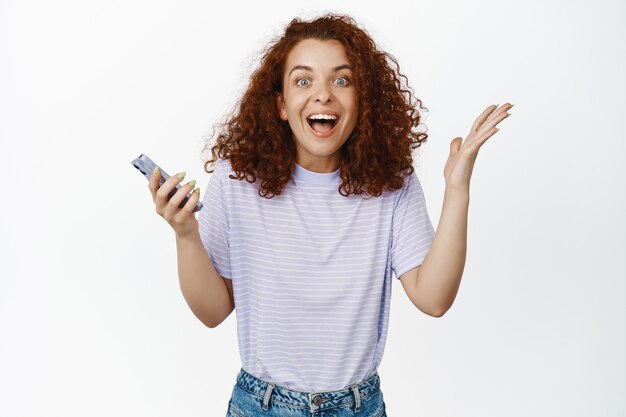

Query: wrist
444 184 470 199
175 228 201 244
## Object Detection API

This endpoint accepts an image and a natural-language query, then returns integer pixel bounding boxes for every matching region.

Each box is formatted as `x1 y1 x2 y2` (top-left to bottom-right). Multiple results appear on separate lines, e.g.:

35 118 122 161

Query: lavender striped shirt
198 158 435 392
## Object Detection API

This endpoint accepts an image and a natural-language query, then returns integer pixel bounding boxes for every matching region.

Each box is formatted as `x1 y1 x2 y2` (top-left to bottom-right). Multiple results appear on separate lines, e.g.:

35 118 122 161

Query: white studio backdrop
1 0 624 416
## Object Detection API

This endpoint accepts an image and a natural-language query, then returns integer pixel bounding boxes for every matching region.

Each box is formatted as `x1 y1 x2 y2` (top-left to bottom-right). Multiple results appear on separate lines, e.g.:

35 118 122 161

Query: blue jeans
225 368 388 417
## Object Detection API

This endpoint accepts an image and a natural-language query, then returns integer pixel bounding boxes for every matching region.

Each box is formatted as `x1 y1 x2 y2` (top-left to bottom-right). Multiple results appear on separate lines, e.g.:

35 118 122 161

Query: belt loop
261 382 275 412
351 384 362 413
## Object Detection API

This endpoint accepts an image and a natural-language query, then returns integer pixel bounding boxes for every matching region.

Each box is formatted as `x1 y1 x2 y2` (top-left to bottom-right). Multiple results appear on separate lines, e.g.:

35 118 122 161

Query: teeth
308 114 338 120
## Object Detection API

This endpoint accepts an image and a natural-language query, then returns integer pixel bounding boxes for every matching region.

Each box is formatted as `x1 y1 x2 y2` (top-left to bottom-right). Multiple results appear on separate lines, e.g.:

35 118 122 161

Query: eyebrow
288 64 352 77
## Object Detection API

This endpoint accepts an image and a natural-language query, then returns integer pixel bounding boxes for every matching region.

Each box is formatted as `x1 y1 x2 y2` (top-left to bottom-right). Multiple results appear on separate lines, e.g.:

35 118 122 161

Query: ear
277 94 288 121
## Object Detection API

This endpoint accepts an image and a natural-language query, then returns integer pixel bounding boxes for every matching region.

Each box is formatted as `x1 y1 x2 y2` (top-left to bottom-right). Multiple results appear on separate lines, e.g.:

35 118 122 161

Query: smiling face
277 38 358 173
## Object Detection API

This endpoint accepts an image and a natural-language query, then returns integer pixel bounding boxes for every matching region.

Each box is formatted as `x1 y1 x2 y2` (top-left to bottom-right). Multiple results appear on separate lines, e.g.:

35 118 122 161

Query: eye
335 76 350 86
296 78 310 87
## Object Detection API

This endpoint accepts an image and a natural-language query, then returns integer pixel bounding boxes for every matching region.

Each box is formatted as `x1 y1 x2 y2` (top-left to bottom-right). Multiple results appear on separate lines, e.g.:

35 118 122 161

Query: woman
148 13 512 417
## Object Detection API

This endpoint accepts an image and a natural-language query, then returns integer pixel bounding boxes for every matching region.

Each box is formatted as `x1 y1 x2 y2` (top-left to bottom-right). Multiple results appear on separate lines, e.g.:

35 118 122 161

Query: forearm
415 187 469 316
175 230 232 328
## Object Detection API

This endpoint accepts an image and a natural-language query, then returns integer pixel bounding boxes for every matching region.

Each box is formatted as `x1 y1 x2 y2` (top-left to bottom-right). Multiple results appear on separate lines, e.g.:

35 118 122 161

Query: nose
312 84 333 103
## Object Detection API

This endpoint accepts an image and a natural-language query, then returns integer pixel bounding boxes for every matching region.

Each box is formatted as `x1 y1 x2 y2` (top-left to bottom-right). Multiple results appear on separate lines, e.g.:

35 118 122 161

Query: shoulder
392 168 427 208
213 157 231 172
211 158 236 181
393 169 416 196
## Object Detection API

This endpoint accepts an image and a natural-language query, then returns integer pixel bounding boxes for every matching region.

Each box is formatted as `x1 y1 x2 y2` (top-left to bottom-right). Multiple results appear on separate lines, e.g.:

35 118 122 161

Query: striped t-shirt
198 158 435 392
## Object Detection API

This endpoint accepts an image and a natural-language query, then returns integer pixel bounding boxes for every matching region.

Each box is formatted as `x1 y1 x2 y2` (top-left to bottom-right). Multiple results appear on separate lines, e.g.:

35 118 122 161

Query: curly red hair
202 13 429 198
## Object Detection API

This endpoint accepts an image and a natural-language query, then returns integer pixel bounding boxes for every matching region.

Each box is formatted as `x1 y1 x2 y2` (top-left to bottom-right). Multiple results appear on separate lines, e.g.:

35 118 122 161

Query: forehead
284 39 350 75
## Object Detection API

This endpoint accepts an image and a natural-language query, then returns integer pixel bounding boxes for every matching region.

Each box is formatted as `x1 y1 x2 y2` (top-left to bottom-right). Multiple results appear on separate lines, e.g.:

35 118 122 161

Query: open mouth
306 115 338 134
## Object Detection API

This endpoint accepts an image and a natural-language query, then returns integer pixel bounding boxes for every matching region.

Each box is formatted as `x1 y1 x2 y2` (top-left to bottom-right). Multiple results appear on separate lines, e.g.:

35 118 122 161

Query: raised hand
443 103 513 192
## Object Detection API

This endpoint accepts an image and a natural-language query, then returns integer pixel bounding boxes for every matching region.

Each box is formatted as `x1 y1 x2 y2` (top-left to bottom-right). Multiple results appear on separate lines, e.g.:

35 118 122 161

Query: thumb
450 137 463 155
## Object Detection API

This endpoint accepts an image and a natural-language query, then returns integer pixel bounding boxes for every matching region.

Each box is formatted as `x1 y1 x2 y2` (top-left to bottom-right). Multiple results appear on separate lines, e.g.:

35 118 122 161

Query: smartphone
131 154 203 213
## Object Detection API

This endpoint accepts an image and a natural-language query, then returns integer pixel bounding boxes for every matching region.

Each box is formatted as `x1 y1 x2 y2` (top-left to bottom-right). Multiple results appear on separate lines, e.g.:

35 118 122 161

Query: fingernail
152 166 160 174
186 179 196 188
193 188 200 193
509 103 514 109
176 171 186 179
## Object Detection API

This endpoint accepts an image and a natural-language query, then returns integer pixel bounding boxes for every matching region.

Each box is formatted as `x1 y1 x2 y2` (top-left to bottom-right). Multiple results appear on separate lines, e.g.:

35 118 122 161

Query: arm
176 230 234 328
400 103 513 317
400 188 468 317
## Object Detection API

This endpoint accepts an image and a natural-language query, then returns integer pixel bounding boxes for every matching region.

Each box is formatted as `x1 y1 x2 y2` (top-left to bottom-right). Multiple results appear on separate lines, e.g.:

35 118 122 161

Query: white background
1 0 624 416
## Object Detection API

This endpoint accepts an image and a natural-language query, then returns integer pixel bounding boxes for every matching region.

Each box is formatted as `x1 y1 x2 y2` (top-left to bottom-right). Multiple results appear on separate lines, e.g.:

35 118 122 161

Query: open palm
444 103 514 192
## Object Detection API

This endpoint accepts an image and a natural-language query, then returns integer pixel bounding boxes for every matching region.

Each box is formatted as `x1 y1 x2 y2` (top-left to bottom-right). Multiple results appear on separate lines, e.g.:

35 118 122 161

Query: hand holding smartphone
132 154 203 238
132 154 203 213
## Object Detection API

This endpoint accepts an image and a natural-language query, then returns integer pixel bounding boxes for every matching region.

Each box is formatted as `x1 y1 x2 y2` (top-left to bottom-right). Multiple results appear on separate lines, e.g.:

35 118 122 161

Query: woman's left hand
443 103 513 192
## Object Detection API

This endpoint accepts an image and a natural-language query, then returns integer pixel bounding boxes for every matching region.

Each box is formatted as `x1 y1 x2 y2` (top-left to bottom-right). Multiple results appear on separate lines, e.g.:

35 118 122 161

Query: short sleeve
390 172 435 279
197 159 232 279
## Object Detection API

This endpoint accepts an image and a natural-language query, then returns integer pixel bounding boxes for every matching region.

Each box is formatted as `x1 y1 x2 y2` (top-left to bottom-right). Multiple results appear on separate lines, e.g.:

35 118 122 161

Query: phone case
131 154 203 213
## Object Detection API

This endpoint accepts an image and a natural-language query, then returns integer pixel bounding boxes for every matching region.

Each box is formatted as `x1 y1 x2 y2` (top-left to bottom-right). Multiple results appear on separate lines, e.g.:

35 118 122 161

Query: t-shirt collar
294 162 340 185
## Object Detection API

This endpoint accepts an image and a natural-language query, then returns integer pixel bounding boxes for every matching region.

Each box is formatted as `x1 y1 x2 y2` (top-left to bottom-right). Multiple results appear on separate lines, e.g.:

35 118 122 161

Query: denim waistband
235 368 381 413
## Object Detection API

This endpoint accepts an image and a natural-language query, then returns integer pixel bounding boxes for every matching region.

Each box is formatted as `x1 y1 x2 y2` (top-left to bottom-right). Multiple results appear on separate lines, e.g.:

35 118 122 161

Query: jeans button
312 395 323 406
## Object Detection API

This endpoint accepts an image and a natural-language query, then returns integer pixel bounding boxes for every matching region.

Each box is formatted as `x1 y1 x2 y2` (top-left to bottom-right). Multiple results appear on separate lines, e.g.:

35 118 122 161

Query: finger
480 109 511 134
468 127 499 153
450 137 463 156
148 167 161 200
471 104 498 133
484 102 513 123
155 171 186 209
162 179 197 220
179 187 201 216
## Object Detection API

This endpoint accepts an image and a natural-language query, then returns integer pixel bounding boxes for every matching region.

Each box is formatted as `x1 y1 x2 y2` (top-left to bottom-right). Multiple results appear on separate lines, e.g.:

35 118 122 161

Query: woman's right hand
148 167 201 239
